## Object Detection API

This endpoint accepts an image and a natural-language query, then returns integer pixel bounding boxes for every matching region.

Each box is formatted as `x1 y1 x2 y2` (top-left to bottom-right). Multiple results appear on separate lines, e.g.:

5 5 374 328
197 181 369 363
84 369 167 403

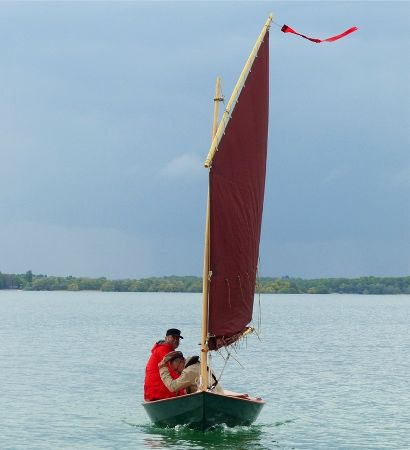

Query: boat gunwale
142 390 266 406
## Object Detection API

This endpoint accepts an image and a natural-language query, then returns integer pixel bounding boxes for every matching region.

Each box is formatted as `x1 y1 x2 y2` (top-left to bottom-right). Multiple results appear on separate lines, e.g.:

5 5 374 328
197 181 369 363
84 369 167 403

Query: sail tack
207 34 269 351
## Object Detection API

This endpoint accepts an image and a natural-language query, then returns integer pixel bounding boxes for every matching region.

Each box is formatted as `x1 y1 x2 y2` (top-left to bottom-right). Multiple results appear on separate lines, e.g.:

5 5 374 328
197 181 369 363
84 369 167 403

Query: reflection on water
124 420 297 450
141 424 271 450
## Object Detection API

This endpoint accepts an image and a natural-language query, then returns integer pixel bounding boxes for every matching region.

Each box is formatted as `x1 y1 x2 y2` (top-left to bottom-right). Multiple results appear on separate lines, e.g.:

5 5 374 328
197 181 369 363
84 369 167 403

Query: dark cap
166 328 183 339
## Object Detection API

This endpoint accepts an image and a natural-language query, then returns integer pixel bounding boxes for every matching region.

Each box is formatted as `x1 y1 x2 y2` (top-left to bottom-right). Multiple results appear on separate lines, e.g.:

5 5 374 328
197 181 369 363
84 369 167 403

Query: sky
0 1 409 279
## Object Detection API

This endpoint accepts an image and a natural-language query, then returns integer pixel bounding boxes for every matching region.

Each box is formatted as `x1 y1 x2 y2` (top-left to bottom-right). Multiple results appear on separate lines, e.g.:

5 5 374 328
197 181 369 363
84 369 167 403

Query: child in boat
158 351 224 395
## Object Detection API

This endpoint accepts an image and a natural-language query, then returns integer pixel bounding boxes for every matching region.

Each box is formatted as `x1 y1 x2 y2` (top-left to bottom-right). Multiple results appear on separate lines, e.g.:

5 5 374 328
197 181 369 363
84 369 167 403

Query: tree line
1 271 410 294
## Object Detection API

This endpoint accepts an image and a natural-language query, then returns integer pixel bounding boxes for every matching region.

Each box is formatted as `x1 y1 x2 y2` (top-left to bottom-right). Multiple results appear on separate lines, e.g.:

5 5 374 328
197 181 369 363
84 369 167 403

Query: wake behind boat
143 14 272 430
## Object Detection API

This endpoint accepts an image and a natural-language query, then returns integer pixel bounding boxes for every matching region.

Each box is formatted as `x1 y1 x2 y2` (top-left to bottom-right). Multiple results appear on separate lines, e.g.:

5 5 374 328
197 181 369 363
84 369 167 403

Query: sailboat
143 14 272 431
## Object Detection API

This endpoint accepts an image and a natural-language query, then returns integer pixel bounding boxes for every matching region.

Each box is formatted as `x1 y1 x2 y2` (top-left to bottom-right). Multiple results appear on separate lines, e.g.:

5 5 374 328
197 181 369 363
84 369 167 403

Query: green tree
25 270 33 283
100 281 115 291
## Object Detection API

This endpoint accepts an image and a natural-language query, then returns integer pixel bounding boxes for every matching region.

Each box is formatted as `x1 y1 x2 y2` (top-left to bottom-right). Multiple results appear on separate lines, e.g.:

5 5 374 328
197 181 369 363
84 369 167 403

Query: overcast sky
0 1 409 279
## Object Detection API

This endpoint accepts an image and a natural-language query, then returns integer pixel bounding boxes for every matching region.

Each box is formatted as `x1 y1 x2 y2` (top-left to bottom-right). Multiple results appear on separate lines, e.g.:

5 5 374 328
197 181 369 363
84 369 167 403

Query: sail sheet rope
212 345 243 387
211 325 262 386
208 351 230 390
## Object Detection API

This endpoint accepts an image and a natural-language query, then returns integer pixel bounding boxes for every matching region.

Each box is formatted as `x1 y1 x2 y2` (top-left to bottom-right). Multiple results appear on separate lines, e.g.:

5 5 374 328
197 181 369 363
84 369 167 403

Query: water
1 291 409 449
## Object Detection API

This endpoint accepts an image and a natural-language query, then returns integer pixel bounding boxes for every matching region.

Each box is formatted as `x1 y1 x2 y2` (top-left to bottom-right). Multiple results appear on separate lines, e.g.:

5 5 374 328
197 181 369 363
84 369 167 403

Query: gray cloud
0 2 409 278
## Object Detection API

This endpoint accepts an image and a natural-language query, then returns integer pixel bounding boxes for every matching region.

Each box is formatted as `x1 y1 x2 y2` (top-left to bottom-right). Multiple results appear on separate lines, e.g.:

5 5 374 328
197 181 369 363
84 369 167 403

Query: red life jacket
144 341 184 401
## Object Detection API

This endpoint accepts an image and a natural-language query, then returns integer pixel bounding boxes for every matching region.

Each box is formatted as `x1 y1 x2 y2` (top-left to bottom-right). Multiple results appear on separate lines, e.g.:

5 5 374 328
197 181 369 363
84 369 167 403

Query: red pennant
281 24 358 43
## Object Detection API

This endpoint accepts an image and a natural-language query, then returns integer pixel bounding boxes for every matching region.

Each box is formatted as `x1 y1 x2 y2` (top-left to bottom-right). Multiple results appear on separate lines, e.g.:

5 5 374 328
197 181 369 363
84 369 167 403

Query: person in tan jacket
158 351 224 395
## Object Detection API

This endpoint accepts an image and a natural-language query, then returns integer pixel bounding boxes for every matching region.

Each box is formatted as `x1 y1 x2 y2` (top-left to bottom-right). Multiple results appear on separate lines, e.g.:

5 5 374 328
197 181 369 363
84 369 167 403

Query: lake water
0 291 409 449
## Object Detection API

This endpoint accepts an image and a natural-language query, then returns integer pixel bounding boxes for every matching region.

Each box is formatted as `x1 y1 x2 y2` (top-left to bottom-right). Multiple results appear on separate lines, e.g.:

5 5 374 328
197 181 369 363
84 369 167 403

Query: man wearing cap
144 328 184 401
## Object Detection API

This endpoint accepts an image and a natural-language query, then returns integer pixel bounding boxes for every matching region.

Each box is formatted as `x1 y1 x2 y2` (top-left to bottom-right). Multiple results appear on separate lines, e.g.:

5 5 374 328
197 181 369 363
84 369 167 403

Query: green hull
142 391 264 431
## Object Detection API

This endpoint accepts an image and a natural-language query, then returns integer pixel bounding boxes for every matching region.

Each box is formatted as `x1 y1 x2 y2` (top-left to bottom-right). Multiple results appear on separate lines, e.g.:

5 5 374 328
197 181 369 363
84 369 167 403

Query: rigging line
252 326 263 343
257 258 262 333
228 337 244 358
208 352 213 389
215 349 231 385
217 347 228 362
271 20 283 29
226 348 245 368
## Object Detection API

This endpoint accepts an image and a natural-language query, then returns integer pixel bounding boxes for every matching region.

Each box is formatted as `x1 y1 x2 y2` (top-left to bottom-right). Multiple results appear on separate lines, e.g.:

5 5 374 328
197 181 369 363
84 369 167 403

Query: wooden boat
143 14 272 430
143 391 264 431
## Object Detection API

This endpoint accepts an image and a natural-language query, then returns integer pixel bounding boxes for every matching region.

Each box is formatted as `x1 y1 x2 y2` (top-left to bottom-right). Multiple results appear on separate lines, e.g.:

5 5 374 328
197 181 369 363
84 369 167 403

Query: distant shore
1 272 409 295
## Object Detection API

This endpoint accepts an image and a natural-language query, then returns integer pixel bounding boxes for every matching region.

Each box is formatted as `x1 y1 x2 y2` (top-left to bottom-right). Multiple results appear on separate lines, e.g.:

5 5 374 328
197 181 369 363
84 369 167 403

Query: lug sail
144 17 269 428
205 29 270 351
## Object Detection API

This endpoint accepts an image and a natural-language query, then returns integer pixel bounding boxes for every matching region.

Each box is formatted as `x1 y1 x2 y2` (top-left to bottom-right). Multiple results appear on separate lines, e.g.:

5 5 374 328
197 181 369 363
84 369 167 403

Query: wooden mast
200 76 223 391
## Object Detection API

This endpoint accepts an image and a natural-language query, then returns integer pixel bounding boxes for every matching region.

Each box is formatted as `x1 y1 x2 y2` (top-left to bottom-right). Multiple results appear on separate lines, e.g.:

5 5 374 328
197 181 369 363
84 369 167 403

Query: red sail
208 34 269 350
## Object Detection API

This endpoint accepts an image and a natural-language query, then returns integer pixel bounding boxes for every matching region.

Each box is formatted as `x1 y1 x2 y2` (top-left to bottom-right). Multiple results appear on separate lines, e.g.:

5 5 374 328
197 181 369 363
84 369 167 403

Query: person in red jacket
144 328 184 401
